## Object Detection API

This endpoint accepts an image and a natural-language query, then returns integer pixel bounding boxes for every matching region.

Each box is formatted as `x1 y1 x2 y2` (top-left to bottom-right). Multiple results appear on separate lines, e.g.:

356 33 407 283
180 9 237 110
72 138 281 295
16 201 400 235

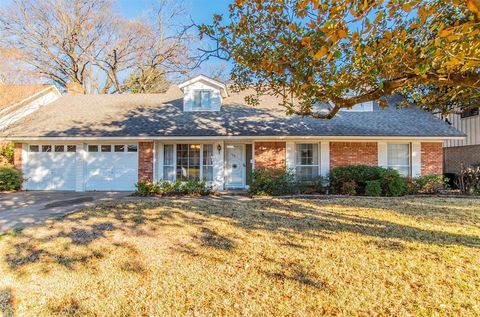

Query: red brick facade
13 143 22 171
138 142 154 182
421 142 443 175
254 142 286 169
330 142 378 169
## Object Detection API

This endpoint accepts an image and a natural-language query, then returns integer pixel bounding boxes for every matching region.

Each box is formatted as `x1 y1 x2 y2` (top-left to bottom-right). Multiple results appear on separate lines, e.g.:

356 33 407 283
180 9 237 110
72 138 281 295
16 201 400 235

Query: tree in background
201 0 480 118
0 0 195 94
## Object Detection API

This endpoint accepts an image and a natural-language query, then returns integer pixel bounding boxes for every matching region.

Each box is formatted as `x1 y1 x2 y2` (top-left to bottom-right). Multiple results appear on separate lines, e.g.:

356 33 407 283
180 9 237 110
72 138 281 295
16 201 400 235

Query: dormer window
193 90 212 110
179 75 228 112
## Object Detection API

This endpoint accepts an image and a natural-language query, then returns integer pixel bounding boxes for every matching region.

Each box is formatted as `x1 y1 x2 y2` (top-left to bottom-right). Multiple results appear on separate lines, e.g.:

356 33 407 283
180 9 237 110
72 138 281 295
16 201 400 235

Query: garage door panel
85 150 138 191
25 152 76 191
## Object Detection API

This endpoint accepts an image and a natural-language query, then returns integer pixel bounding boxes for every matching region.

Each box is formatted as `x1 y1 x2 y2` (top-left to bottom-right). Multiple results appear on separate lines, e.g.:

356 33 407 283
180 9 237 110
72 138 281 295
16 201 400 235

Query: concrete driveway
0 191 132 233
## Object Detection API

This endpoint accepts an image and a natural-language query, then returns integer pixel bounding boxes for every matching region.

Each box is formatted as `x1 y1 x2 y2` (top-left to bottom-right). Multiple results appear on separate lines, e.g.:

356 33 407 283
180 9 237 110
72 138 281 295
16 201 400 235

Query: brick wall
444 144 480 174
421 142 443 175
330 142 378 169
254 142 286 169
138 142 154 182
13 143 22 171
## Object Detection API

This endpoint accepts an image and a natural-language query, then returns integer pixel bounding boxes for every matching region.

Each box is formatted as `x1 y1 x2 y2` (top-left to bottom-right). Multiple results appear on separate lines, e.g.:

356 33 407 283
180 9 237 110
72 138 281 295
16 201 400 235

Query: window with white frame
163 144 175 181
202 144 214 182
387 144 411 176
193 90 212 110
295 143 319 180
163 144 214 182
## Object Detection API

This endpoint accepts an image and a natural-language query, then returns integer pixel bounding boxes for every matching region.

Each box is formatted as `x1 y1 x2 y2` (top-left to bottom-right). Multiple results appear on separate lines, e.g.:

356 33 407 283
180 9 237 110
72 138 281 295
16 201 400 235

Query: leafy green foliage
0 167 23 191
135 180 213 197
365 180 382 197
415 175 449 194
201 0 480 118
330 165 406 197
249 168 327 196
0 143 14 166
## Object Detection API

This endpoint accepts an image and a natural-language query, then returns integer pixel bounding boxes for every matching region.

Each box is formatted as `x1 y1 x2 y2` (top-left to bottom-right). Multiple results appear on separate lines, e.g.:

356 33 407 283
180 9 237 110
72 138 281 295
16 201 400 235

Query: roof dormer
178 75 228 112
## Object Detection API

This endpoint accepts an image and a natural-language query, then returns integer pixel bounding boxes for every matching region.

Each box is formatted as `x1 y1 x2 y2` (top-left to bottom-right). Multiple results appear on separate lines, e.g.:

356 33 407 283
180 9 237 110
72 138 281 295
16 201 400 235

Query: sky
116 0 233 79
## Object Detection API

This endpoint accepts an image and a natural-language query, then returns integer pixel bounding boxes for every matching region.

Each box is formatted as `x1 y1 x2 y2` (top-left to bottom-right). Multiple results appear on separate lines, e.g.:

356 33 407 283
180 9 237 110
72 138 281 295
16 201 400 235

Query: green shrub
249 168 297 196
0 143 14 166
415 175 448 194
135 180 212 197
329 165 407 197
365 180 382 196
0 167 23 191
135 181 160 197
329 165 385 195
341 180 357 195
379 169 407 197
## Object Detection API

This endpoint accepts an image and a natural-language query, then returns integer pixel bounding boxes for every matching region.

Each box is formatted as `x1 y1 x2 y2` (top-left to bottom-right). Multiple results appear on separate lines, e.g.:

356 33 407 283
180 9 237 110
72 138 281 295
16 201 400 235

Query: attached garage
24 144 77 191
85 144 138 191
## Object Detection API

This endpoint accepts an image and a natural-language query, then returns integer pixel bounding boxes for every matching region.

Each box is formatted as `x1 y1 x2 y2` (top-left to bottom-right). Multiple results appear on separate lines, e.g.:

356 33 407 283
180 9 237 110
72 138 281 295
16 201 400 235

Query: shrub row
249 169 325 196
250 166 449 197
135 180 213 197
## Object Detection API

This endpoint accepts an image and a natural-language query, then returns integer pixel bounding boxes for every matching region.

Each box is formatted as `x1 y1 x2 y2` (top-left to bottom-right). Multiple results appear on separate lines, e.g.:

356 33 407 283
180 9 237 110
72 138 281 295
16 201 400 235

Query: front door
225 144 245 188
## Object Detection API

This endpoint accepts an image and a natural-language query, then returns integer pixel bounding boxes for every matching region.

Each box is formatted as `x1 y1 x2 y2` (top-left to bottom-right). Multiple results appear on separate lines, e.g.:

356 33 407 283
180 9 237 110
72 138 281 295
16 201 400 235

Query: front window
163 144 214 182
193 90 212 110
295 143 319 181
387 144 411 176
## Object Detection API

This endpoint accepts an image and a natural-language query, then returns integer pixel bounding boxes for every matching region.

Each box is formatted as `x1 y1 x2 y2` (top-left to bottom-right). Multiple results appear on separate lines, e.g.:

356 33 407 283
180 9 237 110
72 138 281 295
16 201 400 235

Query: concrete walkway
0 191 131 233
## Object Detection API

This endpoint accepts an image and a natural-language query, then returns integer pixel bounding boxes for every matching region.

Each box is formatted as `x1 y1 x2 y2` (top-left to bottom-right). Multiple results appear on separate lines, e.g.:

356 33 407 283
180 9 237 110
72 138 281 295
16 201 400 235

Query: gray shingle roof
0 86 464 139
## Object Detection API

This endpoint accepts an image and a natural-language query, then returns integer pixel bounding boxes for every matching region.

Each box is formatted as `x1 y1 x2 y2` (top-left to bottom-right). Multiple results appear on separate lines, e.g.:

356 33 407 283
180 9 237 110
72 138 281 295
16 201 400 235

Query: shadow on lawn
174 198 480 249
0 288 15 317
3 198 480 274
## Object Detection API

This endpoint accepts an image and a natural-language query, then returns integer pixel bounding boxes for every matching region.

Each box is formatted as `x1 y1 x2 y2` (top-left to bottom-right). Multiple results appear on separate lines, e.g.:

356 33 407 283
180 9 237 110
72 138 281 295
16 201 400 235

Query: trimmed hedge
249 168 326 196
135 180 213 197
329 165 407 197
0 167 23 191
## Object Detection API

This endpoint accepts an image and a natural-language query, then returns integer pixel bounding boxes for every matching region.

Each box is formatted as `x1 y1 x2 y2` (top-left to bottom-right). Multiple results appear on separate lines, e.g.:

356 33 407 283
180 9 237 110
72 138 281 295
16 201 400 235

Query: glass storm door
225 144 245 188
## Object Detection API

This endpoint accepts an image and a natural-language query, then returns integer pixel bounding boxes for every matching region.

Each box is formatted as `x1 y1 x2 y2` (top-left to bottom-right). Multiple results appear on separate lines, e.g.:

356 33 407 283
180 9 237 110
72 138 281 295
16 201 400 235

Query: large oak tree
201 0 480 118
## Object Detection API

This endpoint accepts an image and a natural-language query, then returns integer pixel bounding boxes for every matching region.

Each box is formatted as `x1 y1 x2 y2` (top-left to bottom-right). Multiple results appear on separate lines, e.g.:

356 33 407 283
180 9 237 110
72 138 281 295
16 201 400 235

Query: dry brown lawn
0 197 479 316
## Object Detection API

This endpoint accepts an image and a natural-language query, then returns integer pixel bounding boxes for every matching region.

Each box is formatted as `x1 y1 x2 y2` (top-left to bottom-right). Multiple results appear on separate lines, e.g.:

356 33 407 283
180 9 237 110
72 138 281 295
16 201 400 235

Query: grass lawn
0 197 479 316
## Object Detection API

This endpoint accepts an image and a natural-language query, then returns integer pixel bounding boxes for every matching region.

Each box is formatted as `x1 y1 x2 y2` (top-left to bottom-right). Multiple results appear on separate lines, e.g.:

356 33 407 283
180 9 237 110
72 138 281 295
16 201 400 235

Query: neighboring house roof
0 85 464 140
0 84 52 110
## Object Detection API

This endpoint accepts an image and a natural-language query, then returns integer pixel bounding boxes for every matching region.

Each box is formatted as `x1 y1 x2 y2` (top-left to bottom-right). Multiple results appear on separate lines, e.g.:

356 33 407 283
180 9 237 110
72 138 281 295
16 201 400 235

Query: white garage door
24 145 77 191
85 144 138 191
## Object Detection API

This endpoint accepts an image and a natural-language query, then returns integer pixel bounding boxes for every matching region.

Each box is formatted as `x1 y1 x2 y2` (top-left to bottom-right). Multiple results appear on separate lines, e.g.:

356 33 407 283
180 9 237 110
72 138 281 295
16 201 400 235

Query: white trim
378 142 388 168
320 141 330 178
285 141 295 171
411 142 422 177
178 75 228 97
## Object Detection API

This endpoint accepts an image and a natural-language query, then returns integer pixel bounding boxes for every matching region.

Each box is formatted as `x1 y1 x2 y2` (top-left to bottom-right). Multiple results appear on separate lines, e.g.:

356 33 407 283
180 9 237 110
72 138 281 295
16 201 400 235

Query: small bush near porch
0 197 479 316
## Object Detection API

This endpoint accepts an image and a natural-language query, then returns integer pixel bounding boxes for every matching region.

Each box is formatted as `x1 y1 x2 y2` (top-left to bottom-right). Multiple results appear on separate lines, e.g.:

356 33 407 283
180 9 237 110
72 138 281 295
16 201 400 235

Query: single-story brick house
2 75 464 191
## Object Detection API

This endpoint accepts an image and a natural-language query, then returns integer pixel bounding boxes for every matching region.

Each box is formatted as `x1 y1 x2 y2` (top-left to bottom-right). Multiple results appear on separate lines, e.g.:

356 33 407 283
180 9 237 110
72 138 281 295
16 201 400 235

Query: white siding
444 113 480 147
183 81 222 112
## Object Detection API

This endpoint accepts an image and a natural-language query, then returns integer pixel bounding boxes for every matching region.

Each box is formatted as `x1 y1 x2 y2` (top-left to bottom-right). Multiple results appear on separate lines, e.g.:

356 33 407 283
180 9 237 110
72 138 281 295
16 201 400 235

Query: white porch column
213 141 225 190
320 141 330 177
75 143 86 192
378 142 388 168
285 141 295 172
411 142 422 177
